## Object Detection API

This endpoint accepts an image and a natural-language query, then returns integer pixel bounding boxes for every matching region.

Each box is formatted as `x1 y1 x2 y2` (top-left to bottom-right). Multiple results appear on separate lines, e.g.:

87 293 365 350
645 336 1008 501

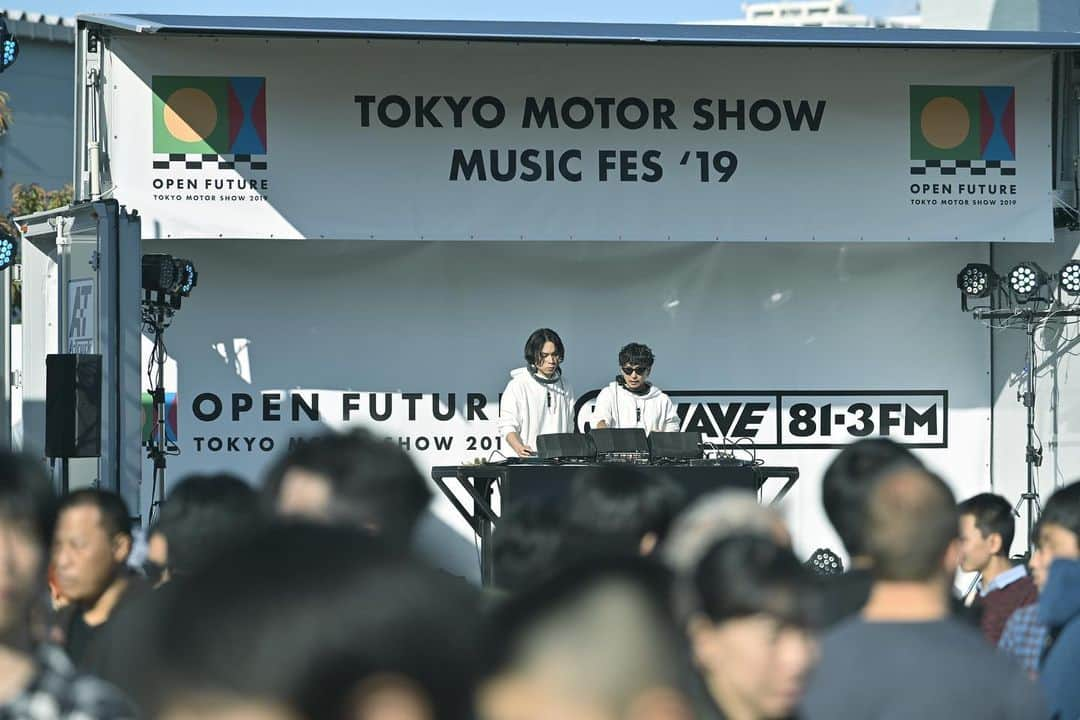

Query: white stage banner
137 239 993 578
105 37 1052 242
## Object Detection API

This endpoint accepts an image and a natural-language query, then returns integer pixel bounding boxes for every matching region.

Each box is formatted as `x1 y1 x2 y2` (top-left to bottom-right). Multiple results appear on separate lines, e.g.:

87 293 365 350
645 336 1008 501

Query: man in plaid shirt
998 603 1048 677
0 452 135 719
999 483 1080 683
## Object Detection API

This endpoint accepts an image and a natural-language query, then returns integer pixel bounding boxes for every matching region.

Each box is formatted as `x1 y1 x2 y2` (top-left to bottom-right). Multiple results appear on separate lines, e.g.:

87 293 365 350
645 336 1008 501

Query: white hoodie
498 367 576 452
591 380 681 434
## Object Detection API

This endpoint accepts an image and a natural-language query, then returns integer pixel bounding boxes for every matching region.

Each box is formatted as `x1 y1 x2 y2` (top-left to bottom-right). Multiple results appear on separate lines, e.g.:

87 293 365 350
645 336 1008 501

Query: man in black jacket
0 453 134 718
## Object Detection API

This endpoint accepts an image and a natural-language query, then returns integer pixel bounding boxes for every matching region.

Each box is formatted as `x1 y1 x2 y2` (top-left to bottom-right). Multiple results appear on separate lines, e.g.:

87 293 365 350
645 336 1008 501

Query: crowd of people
0 431 1078 719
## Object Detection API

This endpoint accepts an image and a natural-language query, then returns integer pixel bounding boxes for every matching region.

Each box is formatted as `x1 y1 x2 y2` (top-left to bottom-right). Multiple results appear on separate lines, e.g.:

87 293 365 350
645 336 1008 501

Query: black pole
1020 314 1042 553
147 304 169 526
970 307 1073 555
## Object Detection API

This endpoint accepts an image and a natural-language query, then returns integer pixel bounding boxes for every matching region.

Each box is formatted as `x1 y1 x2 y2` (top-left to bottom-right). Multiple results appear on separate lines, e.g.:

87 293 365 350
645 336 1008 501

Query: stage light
142 254 178 293
806 548 844 576
957 263 995 298
175 258 198 296
142 254 198 297
0 22 18 73
1007 262 1048 302
1058 261 1080 296
0 234 15 271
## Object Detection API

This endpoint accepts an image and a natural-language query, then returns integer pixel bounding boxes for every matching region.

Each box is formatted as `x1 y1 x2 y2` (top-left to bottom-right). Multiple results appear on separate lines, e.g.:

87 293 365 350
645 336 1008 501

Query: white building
700 1 921 28
920 0 1080 31
720 0 1079 31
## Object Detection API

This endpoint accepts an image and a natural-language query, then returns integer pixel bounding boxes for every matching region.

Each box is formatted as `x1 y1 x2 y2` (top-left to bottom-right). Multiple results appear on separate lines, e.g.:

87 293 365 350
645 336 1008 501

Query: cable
732 436 758 464
147 466 158 526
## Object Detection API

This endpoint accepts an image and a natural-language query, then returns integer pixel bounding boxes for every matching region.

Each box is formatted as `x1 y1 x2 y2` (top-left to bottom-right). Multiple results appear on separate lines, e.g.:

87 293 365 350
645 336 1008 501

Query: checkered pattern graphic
998 604 1049 677
910 159 1016 176
152 153 268 171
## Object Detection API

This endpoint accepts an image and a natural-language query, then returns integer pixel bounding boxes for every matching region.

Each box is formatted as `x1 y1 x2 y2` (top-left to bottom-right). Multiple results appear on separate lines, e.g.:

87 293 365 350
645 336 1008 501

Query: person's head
1029 481 1080 592
52 488 132 605
262 429 431 544
524 328 564 379
0 452 56 634
690 535 819 720
822 439 923 562
956 493 1015 574
662 490 791 575
865 468 958 584
479 557 695 720
492 498 563 593
139 523 480 720
617 343 654 392
152 473 260 582
562 467 686 559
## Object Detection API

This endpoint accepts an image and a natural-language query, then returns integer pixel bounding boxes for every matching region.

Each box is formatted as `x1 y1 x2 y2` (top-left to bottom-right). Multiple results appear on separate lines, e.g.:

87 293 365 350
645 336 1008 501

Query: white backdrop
104 36 1053 242
137 239 991 579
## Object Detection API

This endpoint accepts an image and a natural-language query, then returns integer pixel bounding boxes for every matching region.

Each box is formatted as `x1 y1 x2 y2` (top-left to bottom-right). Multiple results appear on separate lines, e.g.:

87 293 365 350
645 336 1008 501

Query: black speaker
45 354 102 458
649 431 704 461
537 433 595 461
589 428 649 454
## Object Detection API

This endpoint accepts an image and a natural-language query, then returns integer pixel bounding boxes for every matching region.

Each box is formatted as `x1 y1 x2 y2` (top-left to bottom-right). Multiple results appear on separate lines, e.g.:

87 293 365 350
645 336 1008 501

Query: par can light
176 259 197 296
957 263 995 298
1059 261 1080 296
142 254 178 293
142 254 198 297
1007 262 1048 301
0 21 18 73
0 234 15 271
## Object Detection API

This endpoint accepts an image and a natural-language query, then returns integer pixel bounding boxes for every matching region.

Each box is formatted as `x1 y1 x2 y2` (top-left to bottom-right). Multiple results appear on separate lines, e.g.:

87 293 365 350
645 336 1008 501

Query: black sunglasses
621 365 650 376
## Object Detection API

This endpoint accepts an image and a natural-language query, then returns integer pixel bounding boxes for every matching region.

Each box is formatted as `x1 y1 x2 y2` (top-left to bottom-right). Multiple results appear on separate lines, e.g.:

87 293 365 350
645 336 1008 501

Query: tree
9 182 73 214
0 183 73 235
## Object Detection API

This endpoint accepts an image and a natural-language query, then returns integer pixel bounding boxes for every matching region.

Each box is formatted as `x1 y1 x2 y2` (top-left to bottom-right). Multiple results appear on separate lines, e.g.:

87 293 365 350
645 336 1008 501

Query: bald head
865 468 958 582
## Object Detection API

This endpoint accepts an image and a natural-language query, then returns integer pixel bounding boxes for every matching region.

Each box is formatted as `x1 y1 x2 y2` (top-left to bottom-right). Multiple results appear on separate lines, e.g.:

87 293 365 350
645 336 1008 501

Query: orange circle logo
920 97 970 150
163 88 218 143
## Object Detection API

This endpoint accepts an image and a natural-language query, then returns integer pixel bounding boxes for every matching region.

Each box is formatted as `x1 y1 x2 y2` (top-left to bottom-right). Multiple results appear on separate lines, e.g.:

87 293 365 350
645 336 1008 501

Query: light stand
972 306 1080 552
140 254 196 526
1018 314 1042 550
142 293 177 526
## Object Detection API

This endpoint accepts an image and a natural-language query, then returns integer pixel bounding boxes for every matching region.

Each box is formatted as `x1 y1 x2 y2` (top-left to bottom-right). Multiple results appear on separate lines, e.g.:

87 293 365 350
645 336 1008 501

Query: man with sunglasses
592 343 681 434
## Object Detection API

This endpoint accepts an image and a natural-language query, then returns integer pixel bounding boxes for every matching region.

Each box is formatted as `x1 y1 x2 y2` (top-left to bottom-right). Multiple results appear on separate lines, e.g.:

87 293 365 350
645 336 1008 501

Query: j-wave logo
151 76 268 171
909 85 1015 177
574 390 948 449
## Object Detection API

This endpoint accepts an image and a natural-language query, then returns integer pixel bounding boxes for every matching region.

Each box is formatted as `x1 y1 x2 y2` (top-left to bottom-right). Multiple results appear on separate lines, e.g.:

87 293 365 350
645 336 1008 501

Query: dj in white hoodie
498 328 576 456
592 343 681 434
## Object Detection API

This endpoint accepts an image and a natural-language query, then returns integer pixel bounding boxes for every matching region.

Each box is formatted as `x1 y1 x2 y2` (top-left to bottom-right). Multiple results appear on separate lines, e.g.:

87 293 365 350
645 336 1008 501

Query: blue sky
36 0 918 23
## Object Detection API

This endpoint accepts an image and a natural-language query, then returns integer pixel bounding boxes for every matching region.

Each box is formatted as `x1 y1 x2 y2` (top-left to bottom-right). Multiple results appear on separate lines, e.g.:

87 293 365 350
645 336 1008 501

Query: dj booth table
431 462 799 585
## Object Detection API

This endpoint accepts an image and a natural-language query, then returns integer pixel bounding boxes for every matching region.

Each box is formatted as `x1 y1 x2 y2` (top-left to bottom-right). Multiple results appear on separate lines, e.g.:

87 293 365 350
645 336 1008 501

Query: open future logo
909 85 1015 177
152 76 268 171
